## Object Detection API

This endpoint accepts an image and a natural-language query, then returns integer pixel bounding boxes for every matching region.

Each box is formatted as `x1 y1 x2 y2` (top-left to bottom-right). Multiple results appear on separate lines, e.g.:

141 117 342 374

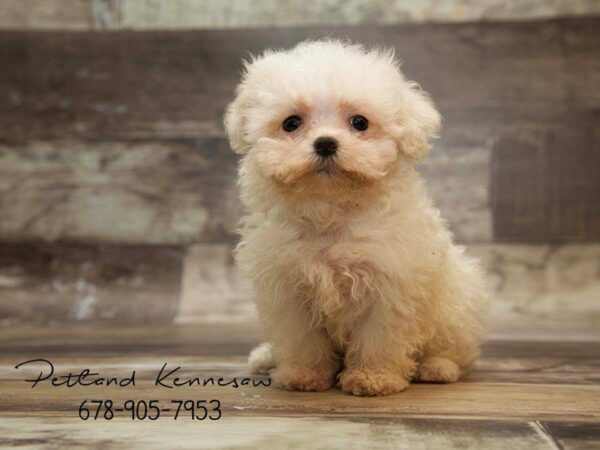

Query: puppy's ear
392 82 442 162
224 84 251 154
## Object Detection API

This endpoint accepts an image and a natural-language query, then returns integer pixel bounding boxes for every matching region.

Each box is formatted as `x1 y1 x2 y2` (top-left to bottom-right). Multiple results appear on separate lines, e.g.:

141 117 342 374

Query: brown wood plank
0 139 241 244
0 324 597 449
1 19 598 142
0 244 183 325
0 354 597 387
0 325 598 385
0 378 597 422
0 323 263 356
492 127 600 241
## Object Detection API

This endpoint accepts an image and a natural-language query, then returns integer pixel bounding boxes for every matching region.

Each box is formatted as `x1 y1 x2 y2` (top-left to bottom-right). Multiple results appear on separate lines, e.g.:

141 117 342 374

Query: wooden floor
0 324 598 449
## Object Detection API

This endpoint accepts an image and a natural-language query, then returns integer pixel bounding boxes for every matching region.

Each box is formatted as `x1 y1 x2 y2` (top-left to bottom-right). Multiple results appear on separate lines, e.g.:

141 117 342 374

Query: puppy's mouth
314 154 338 176
314 156 370 184
315 162 335 176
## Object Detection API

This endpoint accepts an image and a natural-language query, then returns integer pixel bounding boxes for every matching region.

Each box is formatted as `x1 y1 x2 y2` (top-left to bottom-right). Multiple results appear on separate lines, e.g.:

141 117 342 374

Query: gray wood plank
0 139 241 244
2 0 599 30
491 127 600 241
0 0 97 30
0 139 490 244
0 416 560 450
543 422 600 450
0 243 183 325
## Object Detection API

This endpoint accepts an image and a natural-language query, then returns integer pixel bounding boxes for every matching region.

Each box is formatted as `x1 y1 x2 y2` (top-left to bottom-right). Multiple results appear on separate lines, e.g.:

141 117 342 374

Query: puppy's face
225 41 441 197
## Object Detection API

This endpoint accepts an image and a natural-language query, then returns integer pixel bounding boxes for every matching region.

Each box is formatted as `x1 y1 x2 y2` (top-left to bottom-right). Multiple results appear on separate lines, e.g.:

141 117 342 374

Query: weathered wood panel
0 0 97 30
0 417 565 449
1 19 598 141
492 128 600 241
0 19 598 244
178 243 600 326
2 332 599 386
420 141 493 242
117 0 600 29
0 19 600 243
0 243 183 325
0 326 598 429
0 323 263 357
2 0 599 30
470 243 600 326
1 324 598 448
0 140 487 244
0 139 241 244
179 244 253 323
543 422 600 450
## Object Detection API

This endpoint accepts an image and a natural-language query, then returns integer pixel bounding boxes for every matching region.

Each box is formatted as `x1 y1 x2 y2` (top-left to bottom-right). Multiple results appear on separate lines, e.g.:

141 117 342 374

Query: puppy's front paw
339 369 409 396
272 366 335 392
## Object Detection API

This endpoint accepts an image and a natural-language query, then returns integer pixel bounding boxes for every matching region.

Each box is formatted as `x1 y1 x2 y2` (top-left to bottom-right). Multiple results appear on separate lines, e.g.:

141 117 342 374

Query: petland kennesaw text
14 359 271 389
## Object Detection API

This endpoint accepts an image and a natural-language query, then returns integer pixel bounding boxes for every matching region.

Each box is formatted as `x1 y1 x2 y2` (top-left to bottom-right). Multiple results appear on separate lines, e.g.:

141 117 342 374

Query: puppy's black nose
313 136 338 158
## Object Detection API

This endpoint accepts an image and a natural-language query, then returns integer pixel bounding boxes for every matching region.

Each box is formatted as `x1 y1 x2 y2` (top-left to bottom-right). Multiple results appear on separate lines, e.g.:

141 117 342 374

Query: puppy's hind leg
416 326 481 383
416 356 461 383
417 249 486 383
248 342 275 375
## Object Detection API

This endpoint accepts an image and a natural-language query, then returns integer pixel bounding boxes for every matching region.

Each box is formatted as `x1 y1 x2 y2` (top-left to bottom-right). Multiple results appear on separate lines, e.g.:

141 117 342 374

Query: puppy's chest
297 240 377 317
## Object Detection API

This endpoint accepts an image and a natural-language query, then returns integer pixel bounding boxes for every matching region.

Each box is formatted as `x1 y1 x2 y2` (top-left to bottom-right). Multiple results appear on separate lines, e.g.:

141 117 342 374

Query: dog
224 39 487 396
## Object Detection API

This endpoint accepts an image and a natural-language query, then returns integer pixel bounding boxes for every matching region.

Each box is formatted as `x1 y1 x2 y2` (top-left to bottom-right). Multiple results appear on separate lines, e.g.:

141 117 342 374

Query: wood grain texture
0 417 564 450
0 139 489 244
492 127 600 241
542 422 600 450
0 139 240 244
420 140 493 242
0 244 183 325
116 0 600 29
2 0 599 30
1 19 598 141
0 19 600 244
1 19 598 243
0 0 97 30
469 243 600 326
0 324 598 448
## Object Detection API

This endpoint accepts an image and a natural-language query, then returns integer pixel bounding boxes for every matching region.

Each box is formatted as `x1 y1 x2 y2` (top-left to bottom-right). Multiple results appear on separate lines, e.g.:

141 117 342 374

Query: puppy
224 40 487 396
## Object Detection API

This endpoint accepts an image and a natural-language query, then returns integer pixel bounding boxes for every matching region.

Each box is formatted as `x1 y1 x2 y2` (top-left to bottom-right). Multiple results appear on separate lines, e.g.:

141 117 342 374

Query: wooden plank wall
0 244 182 325
1 0 599 30
1 20 599 244
0 5 599 325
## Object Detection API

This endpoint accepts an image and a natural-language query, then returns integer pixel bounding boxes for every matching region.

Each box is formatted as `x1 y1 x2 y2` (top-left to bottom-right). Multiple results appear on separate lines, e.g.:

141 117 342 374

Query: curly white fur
225 39 487 396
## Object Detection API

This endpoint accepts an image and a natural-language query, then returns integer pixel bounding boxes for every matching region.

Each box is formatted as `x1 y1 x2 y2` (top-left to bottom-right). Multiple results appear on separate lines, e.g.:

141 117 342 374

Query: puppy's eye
350 115 369 131
282 115 302 132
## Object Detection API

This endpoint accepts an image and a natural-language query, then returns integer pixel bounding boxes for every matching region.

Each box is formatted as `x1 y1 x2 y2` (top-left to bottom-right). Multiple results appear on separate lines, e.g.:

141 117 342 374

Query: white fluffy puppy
225 40 486 396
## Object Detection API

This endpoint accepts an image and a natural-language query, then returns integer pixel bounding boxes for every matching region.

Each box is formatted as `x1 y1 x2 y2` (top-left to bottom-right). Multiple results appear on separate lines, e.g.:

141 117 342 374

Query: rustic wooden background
0 1 599 327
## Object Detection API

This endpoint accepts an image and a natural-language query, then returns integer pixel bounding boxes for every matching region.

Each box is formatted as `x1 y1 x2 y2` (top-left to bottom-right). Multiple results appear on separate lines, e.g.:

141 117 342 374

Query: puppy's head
225 40 440 199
